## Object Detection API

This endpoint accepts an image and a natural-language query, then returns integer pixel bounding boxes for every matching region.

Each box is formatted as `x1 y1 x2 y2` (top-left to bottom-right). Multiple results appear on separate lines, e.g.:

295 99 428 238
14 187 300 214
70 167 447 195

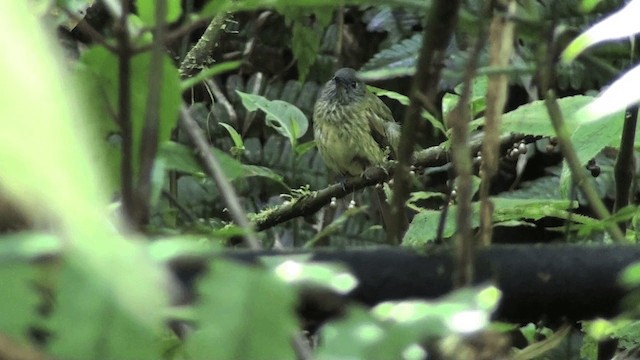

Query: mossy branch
252 133 526 232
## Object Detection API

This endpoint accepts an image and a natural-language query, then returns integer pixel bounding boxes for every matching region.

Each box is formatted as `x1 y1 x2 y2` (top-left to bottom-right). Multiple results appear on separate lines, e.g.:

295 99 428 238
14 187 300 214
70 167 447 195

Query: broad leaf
403 198 574 246
237 91 309 147
186 260 297 360
158 141 284 184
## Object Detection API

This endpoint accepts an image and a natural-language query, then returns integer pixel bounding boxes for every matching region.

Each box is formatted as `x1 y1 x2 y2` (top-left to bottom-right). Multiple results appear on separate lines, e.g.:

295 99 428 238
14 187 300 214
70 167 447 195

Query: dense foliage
2 0 640 359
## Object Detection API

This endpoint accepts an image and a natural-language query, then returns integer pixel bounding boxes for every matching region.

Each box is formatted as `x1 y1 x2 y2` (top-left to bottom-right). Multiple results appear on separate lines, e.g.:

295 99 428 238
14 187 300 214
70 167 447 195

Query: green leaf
317 285 500 359
562 0 640 63
294 140 316 156
368 86 409 105
157 141 205 177
360 34 421 80
186 260 297 360
316 306 387 360
236 91 309 147
158 141 284 184
1 3 171 359
406 191 446 212
80 47 181 188
137 0 182 25
558 107 625 197
0 263 39 342
267 258 358 294
470 95 591 136
219 122 245 150
577 64 640 122
443 76 488 117
403 198 574 246
0 232 61 261
291 21 320 83
49 258 163 360
421 110 447 136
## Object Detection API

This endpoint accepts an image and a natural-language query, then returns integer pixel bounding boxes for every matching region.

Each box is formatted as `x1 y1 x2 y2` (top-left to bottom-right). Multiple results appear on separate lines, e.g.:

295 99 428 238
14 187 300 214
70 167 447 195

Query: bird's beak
333 77 347 89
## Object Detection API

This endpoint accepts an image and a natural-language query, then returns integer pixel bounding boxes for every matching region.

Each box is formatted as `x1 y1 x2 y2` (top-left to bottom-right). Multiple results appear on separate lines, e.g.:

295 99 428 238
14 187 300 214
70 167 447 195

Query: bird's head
322 68 366 105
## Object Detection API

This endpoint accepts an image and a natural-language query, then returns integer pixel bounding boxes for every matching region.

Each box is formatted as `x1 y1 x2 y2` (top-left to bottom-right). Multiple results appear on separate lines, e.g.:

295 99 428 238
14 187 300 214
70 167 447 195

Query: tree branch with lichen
251 133 527 232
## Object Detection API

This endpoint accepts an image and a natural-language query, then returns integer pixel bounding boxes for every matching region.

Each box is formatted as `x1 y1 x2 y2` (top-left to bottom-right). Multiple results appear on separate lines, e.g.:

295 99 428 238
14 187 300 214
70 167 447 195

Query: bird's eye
350 81 357 89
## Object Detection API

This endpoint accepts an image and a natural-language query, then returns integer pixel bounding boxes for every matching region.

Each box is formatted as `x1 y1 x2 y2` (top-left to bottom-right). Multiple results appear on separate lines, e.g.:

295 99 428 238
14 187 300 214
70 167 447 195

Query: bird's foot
336 174 347 191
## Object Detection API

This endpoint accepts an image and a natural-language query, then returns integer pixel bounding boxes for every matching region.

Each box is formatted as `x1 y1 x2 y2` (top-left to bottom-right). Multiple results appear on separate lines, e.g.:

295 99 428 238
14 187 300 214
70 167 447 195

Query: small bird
313 68 400 177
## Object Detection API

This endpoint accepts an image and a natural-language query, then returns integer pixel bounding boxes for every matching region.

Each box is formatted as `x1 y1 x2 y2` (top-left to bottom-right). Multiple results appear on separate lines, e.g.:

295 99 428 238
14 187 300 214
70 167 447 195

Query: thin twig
116 0 135 225
60 6 118 53
179 104 261 250
449 33 486 288
544 91 625 242
388 0 462 245
162 189 197 222
479 1 517 246
537 20 625 242
204 79 238 126
133 16 212 54
135 0 168 226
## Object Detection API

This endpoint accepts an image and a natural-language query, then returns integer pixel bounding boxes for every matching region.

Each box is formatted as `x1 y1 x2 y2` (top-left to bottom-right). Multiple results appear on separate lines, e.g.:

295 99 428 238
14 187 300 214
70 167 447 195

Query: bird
313 67 400 178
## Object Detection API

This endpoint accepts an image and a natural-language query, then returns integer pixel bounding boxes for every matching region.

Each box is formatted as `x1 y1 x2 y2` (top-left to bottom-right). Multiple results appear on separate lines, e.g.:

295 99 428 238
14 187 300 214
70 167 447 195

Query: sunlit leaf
0 3 171 358
0 263 39 342
562 0 640 62
219 123 245 150
577 64 640 122
186 260 297 359
80 46 181 187
137 0 181 25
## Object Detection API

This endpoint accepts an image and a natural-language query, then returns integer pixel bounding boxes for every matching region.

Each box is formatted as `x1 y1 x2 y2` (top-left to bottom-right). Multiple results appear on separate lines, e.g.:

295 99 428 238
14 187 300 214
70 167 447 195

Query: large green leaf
402 198 574 246
317 286 500 359
0 2 171 357
237 91 309 148
469 95 591 136
186 260 298 360
49 256 163 360
80 46 181 186
137 0 182 25
577 64 640 122
158 141 284 184
0 263 39 342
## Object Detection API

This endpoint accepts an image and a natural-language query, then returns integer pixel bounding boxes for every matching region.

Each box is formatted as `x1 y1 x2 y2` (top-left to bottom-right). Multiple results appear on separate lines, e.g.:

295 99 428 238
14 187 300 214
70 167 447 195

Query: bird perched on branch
313 68 400 177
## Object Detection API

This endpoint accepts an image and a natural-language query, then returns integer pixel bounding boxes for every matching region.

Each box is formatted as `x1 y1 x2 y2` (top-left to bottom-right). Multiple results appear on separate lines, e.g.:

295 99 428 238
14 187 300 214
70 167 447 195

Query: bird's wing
366 94 400 158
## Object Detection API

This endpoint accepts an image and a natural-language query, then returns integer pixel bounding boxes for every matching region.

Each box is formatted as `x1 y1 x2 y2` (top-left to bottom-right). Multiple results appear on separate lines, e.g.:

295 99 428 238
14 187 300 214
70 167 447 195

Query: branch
253 133 526 232
60 6 117 53
388 0 461 245
115 0 135 225
135 0 167 226
536 24 624 243
544 91 625 242
179 14 227 79
480 1 517 246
